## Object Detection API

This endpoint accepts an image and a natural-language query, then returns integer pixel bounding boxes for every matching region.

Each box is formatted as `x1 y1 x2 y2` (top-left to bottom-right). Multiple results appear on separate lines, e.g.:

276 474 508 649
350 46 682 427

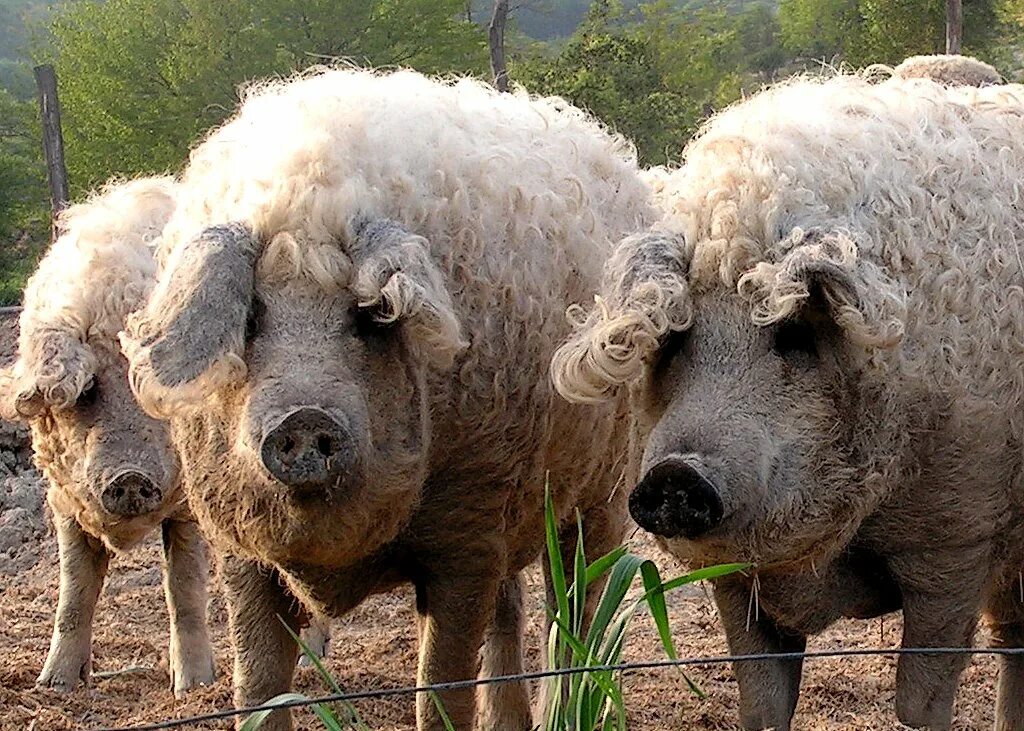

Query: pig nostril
282 436 296 454
316 434 333 457
113 486 125 500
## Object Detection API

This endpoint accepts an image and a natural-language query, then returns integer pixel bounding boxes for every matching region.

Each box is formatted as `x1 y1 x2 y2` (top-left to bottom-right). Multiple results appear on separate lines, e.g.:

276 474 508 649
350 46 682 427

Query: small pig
553 72 1024 730
0 177 216 696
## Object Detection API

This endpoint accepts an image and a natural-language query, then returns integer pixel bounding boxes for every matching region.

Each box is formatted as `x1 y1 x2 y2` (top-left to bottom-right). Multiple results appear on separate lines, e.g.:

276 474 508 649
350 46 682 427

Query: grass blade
279 616 368 729
659 562 752 592
572 511 587 638
239 692 314 731
429 691 456 731
584 545 628 587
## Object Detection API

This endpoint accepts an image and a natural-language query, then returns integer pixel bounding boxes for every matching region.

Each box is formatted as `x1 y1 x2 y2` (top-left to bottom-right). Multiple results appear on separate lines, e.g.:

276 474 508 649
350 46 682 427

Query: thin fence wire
91 646 1024 731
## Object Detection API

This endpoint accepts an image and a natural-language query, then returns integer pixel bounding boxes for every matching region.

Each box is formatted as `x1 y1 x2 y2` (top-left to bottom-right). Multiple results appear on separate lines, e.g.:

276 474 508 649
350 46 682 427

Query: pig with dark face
120 69 654 730
553 73 1024 730
0 177 216 696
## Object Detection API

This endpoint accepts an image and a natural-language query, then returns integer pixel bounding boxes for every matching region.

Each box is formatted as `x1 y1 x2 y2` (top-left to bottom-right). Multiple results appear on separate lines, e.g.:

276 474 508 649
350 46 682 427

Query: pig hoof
171 659 216 697
298 625 331 666
896 700 953 730
36 657 89 692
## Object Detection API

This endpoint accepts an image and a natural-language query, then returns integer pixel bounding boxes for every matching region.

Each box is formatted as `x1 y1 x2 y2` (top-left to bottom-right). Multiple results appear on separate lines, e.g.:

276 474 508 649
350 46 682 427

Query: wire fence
91 646 1024 731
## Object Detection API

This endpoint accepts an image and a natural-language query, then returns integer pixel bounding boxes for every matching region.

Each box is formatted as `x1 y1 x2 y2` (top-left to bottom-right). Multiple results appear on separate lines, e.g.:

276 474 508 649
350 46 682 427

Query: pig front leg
416 572 500 731
891 546 989 730
988 583 1024 731
477 573 531 731
221 554 303 731
712 575 806 731
161 519 216 696
38 514 110 691
982 567 1024 731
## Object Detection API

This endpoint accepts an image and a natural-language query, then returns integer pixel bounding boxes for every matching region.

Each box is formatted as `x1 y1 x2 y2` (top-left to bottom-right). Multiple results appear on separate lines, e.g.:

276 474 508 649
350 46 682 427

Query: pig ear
3 327 97 419
551 230 691 404
738 228 905 349
349 219 467 370
121 223 257 417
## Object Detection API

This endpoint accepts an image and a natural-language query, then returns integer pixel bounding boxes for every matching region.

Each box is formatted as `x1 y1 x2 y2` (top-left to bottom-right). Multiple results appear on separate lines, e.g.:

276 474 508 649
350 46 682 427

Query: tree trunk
33 64 69 241
946 0 963 55
489 0 509 93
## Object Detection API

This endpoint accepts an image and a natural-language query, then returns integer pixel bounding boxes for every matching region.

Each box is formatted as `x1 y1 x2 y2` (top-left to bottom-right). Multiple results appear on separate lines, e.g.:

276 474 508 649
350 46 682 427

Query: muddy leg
477 573 531 731
37 513 110 691
298 615 332 666
221 554 303 731
162 519 216 696
713 575 806 731
892 548 988 730
416 573 499 731
986 573 1024 731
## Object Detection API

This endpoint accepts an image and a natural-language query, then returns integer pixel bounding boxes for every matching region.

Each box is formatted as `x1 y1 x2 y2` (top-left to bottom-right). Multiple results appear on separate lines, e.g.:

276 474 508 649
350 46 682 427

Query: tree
0 87 47 302
41 0 488 194
778 0 1009 66
490 0 510 91
516 0 784 166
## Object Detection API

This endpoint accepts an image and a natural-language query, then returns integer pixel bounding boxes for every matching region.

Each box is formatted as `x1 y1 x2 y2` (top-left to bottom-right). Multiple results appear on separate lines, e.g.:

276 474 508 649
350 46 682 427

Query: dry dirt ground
0 308 1001 730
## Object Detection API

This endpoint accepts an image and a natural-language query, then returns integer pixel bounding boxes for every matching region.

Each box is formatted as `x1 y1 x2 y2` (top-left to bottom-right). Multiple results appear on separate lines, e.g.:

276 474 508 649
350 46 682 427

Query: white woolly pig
120 68 654 730
0 178 216 695
553 73 1024 730
892 53 1003 86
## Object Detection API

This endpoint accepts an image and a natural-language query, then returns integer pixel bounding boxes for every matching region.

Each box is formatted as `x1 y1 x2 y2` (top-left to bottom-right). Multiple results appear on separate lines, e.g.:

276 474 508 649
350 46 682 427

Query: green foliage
0 86 46 304
541 485 749 730
778 0 1017 67
42 0 487 195
515 0 783 165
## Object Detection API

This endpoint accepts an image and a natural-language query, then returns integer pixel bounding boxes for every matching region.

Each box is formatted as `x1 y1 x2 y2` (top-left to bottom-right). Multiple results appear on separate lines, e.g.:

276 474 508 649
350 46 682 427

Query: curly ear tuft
737 228 905 349
3 327 97 419
551 230 691 403
350 218 468 370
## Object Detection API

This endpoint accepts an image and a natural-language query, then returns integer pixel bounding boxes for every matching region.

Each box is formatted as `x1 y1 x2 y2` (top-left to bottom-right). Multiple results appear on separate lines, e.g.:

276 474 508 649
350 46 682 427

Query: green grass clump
540 486 748 730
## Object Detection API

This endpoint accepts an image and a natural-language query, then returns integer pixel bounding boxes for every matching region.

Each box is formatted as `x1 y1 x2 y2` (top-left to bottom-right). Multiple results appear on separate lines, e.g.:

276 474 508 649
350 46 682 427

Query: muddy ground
0 308 1001 730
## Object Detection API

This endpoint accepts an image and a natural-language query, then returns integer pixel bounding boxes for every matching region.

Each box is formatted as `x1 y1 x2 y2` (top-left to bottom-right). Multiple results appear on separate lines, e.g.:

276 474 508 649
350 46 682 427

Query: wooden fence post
34 64 69 240
489 0 510 93
946 0 963 55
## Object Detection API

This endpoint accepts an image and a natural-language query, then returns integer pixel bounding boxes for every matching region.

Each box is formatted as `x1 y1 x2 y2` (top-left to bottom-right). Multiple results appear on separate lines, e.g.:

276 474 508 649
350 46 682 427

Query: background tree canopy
1 0 1023 303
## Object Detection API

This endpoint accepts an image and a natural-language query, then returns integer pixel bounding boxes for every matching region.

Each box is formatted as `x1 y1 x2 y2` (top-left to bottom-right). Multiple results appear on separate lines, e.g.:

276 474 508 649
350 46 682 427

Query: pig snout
630 455 724 539
101 470 164 517
259 407 355 493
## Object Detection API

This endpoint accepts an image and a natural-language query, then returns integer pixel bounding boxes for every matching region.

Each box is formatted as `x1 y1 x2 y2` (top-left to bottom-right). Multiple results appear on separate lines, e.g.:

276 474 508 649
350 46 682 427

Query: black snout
260 407 354 493
629 456 724 539
101 471 163 517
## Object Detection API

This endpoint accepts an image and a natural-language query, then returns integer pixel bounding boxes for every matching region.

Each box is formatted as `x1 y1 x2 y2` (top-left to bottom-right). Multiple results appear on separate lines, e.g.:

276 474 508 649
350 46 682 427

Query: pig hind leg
477 573 531 731
162 519 216 696
986 571 1024 731
713 574 806 731
37 513 110 691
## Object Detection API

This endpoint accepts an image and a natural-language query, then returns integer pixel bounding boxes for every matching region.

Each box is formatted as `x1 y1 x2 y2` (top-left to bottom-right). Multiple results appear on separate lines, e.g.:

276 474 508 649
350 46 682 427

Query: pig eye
245 298 265 340
773 320 818 360
652 328 689 376
352 305 396 340
76 380 98 407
